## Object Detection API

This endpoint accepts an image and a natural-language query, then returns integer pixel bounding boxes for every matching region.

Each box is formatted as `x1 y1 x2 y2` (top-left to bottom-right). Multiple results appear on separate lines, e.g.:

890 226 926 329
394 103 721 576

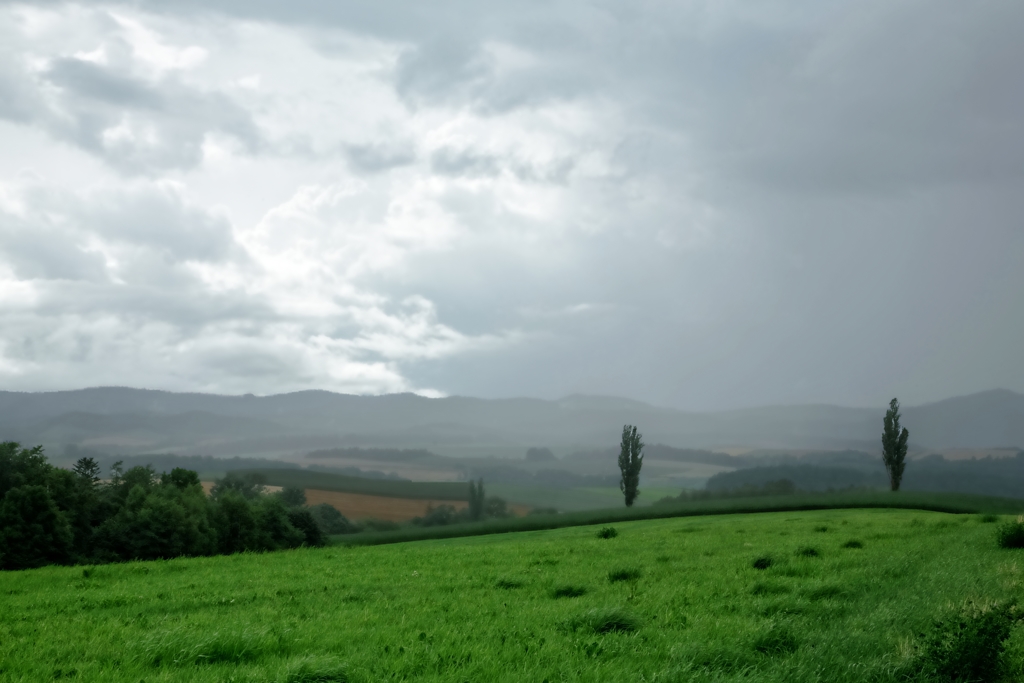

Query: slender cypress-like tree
468 478 485 521
618 425 644 507
882 397 909 491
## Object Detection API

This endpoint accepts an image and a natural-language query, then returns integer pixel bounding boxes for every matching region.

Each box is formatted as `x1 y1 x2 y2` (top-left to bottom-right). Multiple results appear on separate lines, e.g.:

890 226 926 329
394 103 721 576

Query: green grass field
4 507 1024 682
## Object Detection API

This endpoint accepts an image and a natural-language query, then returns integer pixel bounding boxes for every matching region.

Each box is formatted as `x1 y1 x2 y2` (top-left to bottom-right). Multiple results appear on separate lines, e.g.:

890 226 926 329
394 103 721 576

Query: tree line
0 442 327 571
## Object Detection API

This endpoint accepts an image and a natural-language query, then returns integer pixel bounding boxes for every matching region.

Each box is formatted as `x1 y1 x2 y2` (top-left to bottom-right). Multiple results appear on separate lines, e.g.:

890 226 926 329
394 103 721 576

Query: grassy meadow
3 508 1024 682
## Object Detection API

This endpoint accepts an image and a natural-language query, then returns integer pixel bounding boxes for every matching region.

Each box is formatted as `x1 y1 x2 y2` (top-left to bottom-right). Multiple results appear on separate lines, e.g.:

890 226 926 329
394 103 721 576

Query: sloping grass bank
336 490 1024 547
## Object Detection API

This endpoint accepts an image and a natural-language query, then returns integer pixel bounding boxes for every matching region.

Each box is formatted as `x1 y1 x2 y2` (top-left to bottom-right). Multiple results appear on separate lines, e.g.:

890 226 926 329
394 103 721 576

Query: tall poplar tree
618 425 644 507
882 397 909 491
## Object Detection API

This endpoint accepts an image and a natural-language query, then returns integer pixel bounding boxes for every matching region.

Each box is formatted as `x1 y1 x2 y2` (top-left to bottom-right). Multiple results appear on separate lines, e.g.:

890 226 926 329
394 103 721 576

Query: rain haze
1 0 1022 412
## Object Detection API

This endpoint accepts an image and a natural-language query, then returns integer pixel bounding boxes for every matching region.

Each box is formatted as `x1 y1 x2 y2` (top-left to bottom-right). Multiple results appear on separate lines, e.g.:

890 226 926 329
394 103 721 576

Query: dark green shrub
287 509 325 547
597 527 618 539
996 518 1024 549
796 546 820 558
842 539 864 549
308 504 357 535
979 514 999 524
918 600 1018 683
752 626 798 656
752 556 774 570
608 568 642 583
552 585 588 599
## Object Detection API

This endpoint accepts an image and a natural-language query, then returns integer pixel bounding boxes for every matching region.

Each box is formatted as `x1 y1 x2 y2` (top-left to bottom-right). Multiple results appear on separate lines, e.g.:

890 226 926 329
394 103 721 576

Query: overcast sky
0 0 1021 410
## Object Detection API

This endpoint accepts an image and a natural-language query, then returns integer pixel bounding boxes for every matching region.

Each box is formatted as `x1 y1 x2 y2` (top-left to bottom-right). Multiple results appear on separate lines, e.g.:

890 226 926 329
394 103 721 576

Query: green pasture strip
4 509 1024 682
237 468 469 501
486 484 626 511
337 490 1024 547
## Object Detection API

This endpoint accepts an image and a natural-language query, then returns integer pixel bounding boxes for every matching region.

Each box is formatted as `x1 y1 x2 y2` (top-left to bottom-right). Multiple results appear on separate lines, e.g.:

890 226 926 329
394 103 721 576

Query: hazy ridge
1 387 1021 460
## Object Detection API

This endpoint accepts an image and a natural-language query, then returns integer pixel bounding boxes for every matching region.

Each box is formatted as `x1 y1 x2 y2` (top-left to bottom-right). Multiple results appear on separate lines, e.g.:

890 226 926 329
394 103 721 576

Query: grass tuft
805 584 846 601
841 539 864 549
552 585 588 599
607 568 642 583
136 626 286 667
569 607 641 634
979 513 1000 523
796 546 820 557
752 556 774 570
918 600 1019 683
597 527 618 539
494 578 523 590
280 655 349 683
750 581 791 596
752 626 798 656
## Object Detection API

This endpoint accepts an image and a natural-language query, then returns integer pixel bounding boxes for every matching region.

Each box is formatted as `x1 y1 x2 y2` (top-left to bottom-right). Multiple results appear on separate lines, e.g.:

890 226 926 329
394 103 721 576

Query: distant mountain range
0 387 1021 461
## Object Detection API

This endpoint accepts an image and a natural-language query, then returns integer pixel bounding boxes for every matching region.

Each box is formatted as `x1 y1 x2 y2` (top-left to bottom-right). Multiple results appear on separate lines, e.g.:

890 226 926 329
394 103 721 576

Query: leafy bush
918 600 1018 682
996 517 1024 549
597 527 618 539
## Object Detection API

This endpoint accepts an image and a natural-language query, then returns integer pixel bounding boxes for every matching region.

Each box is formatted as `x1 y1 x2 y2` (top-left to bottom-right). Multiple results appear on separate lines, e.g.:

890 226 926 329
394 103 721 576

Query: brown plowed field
305 489 531 521
199 483 531 521
304 490 468 521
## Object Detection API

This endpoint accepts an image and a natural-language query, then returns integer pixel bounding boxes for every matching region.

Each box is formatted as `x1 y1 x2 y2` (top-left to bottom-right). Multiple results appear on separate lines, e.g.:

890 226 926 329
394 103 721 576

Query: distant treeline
61 446 302 474
306 447 436 462
0 443 324 571
704 451 1024 499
